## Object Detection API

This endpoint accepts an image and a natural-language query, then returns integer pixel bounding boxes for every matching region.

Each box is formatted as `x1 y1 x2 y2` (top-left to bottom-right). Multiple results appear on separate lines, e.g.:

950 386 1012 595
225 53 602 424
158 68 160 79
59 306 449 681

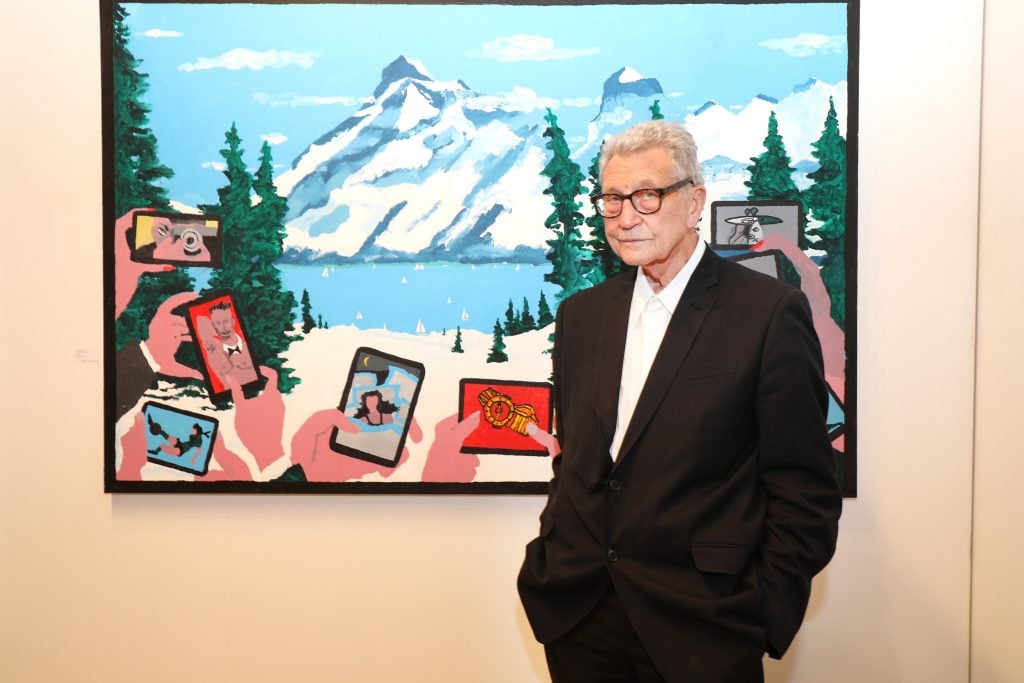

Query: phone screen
329 347 425 468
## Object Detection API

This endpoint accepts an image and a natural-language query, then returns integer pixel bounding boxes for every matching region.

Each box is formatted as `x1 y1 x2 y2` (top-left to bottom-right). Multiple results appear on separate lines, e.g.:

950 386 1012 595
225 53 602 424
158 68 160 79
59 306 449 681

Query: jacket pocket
677 361 737 382
691 542 755 575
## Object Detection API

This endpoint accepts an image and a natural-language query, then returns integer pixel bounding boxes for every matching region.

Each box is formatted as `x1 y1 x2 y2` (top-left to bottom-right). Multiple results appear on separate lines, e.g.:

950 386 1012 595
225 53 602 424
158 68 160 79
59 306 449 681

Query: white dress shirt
610 237 706 460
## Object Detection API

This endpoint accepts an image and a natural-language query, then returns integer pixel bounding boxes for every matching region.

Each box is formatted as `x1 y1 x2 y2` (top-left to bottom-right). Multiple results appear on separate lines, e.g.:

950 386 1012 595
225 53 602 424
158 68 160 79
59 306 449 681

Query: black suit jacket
518 248 842 681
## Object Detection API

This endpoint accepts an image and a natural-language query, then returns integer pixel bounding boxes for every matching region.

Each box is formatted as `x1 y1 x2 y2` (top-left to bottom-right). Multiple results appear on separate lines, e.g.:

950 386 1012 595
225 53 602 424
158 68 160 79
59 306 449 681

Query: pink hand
290 408 413 482
230 365 285 471
114 208 173 318
145 291 203 380
525 422 561 457
421 412 482 483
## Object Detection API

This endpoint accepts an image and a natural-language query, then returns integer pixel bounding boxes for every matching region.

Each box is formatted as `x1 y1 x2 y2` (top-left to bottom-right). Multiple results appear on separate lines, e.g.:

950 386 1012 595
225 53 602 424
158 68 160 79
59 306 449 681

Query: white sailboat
446 296 452 304
416 319 426 334
355 311 363 321
401 276 408 284
321 267 330 278
461 309 470 321
413 263 425 271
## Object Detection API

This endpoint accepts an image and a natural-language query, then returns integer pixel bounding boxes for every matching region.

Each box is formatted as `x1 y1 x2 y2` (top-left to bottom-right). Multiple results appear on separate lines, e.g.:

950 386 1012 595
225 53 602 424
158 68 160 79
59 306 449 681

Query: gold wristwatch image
477 387 539 435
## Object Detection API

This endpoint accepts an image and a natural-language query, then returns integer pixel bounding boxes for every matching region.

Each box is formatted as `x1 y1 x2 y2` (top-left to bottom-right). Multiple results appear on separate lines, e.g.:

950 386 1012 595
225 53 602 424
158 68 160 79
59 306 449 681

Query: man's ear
688 185 707 228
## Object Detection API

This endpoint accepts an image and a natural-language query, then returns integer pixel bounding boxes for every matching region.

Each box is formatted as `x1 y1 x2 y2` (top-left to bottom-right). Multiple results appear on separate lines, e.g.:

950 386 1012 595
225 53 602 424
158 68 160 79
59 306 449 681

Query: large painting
104 0 858 494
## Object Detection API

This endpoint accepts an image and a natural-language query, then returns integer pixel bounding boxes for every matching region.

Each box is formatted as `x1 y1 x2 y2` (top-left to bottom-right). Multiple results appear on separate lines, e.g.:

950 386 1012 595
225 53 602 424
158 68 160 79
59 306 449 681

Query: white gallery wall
1 0 1019 681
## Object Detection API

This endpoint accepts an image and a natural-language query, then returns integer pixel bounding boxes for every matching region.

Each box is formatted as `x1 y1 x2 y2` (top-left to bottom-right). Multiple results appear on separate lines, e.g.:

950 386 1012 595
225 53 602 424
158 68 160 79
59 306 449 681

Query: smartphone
183 291 264 403
142 401 219 476
458 379 553 456
129 210 222 267
329 347 425 468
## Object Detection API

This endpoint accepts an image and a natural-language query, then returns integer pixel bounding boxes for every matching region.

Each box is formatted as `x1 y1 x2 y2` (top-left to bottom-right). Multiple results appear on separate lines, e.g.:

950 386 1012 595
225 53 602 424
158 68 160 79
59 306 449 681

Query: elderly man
518 120 842 682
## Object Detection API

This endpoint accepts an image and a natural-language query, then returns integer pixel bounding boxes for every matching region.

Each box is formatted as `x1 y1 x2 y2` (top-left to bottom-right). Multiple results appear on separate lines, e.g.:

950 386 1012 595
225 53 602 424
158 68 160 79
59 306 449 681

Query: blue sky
122 2 849 206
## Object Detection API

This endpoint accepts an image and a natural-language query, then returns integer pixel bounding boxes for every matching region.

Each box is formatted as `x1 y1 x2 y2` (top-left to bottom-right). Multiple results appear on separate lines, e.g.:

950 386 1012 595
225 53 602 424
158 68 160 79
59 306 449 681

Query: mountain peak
602 66 663 102
373 56 435 98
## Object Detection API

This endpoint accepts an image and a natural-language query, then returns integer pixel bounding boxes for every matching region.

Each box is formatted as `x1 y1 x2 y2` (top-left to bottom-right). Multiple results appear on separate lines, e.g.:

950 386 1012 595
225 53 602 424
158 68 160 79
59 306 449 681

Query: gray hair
599 120 704 186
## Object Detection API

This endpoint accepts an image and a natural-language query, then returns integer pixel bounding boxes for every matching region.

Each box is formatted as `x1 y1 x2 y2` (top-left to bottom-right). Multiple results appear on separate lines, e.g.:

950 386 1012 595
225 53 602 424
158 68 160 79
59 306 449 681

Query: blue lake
193 262 561 335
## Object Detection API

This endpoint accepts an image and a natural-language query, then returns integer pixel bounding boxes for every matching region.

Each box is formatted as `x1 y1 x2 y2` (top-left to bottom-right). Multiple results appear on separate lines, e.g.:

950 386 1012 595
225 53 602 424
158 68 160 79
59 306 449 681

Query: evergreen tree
520 297 536 331
650 99 665 120
746 111 807 249
300 289 315 334
205 126 299 393
804 97 847 330
541 109 590 306
111 3 192 351
504 298 519 336
583 143 627 285
487 319 508 363
451 326 465 354
537 291 554 328
112 3 173 216
317 314 325 329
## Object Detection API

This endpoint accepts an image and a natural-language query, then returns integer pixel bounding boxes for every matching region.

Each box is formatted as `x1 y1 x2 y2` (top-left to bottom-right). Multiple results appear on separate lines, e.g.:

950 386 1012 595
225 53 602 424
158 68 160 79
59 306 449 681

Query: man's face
601 147 706 279
210 307 236 339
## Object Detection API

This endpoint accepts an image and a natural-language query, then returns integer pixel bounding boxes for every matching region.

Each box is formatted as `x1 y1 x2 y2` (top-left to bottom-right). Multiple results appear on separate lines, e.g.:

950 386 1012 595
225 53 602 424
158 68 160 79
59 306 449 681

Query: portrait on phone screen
330 348 425 468
184 292 262 403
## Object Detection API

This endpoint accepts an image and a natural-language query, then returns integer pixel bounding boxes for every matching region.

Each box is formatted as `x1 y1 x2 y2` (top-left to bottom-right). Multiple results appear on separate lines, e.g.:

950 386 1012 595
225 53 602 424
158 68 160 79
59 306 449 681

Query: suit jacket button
608 479 622 492
607 549 619 562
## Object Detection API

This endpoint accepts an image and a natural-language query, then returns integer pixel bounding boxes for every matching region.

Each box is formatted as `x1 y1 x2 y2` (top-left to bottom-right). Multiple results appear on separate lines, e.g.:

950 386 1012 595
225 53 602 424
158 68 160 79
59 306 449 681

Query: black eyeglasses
590 179 693 218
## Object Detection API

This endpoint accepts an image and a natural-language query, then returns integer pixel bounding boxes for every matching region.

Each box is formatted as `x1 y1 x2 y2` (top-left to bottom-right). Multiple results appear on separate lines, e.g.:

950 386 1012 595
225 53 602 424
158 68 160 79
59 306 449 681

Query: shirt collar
630 236 706 317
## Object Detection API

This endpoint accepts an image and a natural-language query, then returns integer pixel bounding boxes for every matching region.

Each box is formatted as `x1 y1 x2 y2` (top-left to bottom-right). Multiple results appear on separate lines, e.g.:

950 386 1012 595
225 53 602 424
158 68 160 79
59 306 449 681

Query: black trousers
544 589 664 683
544 588 764 683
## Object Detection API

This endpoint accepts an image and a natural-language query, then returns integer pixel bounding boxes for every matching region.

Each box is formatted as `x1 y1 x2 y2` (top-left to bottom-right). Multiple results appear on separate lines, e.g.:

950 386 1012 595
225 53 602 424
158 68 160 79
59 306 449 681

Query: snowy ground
116 323 557 485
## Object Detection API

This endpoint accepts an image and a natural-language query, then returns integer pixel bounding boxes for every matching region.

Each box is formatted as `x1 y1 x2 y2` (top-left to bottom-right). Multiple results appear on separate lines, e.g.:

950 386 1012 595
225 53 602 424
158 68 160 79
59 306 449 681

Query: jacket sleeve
753 288 842 658
115 342 157 421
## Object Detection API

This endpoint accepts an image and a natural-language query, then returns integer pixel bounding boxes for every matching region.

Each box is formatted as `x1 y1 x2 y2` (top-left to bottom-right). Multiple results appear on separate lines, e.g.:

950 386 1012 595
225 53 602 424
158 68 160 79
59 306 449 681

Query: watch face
489 399 511 423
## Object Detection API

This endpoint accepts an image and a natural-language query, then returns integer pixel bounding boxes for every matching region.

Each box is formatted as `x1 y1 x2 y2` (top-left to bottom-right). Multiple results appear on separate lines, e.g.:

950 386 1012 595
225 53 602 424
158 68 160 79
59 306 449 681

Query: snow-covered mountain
574 66 665 163
686 78 848 164
277 56 552 264
274 58 847 263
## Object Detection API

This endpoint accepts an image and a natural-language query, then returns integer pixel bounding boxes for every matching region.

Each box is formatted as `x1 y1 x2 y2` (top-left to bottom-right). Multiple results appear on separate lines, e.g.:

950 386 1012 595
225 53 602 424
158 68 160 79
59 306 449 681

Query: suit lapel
613 249 722 469
591 271 635 456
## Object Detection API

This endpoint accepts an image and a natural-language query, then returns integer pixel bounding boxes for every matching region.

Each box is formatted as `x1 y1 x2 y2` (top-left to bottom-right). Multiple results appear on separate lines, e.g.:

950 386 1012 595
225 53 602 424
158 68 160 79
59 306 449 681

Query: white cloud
667 91 685 99
252 91 368 108
758 33 846 58
201 161 226 172
179 48 317 72
562 97 597 108
143 29 182 39
260 133 288 145
466 34 600 62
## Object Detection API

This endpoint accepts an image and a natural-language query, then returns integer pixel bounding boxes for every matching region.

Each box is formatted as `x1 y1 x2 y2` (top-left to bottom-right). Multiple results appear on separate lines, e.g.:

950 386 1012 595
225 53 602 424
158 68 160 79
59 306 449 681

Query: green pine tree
205 126 299 393
451 326 465 354
650 100 665 120
300 289 316 334
111 3 193 351
504 298 518 336
584 143 627 285
537 291 554 328
112 3 173 216
317 314 324 329
804 97 847 330
541 109 590 306
746 111 807 250
487 319 508 363
520 297 536 331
